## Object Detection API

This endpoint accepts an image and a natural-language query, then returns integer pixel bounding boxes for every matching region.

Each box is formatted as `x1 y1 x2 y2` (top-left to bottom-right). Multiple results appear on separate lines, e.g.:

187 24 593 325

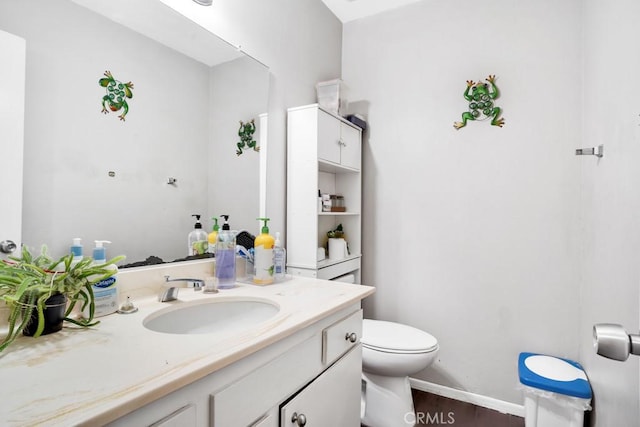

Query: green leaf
32 294 48 338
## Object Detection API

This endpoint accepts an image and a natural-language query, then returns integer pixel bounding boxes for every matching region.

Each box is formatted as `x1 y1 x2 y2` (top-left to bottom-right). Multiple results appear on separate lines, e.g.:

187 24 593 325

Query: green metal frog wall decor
236 119 259 156
454 75 504 130
99 71 134 121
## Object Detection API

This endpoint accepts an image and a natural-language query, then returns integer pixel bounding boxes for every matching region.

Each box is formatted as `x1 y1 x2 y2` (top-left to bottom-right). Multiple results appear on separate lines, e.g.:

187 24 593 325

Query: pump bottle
208 217 219 254
253 218 275 285
273 232 286 280
70 237 83 268
215 215 236 289
84 240 119 318
188 214 209 256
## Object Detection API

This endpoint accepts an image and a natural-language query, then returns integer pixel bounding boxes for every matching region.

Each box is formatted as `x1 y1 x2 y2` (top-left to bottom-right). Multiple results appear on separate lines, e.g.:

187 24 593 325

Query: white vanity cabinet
287 104 363 282
1 270 375 426
108 307 363 427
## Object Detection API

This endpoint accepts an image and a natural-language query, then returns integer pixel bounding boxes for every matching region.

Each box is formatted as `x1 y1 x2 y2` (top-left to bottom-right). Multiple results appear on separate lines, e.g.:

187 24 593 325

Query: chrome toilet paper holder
576 145 604 158
593 323 640 361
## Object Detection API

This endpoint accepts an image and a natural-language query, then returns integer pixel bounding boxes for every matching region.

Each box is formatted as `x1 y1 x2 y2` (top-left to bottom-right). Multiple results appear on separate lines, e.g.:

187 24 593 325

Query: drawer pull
345 332 358 343
291 412 307 426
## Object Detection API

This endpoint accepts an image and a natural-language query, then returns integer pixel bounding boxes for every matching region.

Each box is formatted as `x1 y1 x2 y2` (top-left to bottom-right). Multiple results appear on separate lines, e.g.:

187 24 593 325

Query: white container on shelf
316 79 342 114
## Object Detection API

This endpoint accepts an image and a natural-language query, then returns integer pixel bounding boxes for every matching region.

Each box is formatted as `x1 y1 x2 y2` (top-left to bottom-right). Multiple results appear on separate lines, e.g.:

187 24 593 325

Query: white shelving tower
286 104 362 282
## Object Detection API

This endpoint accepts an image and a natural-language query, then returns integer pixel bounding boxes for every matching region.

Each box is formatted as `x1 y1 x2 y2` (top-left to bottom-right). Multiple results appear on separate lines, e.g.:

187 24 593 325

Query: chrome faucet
159 275 205 302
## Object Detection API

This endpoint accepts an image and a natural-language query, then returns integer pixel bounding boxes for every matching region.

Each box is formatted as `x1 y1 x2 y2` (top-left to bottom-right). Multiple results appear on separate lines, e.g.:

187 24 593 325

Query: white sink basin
143 297 280 335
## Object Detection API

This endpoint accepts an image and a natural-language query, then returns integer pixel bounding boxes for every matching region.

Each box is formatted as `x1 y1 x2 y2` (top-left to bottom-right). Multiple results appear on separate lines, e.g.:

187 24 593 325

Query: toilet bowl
361 319 439 427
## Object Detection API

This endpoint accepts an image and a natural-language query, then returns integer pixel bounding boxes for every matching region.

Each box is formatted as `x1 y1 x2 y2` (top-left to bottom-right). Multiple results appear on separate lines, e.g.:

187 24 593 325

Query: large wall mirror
0 0 269 266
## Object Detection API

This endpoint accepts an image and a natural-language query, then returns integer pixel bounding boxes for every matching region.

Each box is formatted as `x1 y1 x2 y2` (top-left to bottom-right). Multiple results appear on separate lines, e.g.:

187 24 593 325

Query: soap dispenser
188 214 208 256
215 215 236 289
253 218 275 285
208 216 219 254
273 232 286 280
70 237 83 268
84 240 119 318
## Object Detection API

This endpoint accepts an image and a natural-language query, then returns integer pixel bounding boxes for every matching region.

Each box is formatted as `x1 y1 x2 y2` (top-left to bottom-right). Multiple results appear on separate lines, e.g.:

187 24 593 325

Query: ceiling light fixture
192 0 212 5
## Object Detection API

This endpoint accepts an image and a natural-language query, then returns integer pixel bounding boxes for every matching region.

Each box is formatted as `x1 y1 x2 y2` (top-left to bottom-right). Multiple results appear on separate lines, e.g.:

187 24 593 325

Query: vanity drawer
322 309 363 365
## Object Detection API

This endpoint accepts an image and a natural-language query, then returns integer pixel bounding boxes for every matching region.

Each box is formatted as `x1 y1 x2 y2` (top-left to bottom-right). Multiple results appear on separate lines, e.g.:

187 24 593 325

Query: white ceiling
321 0 423 23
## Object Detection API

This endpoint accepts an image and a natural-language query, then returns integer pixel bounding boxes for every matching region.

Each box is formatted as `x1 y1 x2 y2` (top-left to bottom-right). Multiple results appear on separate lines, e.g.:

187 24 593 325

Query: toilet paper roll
328 238 347 261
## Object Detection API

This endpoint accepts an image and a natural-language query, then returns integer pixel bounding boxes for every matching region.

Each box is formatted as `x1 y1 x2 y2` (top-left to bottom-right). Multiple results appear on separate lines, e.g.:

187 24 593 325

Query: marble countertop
0 271 374 426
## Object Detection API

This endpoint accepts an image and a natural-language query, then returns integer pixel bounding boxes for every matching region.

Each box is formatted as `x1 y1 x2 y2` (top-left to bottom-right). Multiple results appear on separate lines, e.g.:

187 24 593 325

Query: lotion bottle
273 232 286 281
253 218 274 285
84 240 118 318
215 215 236 289
188 214 208 256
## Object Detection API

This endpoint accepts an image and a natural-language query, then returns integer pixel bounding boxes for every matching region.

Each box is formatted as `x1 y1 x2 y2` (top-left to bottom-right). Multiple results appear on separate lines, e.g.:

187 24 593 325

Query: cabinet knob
291 412 307 426
345 332 358 343
0 240 17 254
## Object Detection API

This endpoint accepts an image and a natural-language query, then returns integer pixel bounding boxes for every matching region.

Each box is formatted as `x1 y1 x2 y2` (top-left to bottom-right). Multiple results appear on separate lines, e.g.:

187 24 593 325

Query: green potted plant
326 223 344 239
0 245 124 353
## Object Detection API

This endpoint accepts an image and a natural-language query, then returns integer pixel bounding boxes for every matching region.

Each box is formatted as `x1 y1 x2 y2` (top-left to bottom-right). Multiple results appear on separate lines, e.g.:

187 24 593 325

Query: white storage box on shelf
316 78 342 114
518 352 592 427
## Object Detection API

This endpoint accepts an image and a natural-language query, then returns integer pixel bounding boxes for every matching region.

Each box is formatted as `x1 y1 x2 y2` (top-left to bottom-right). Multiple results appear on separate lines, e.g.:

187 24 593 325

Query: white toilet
361 319 439 427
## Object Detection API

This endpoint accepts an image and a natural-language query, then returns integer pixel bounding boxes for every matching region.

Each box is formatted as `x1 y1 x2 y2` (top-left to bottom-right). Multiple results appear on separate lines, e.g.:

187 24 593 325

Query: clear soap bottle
188 214 208 256
253 218 275 285
273 232 286 281
215 215 236 289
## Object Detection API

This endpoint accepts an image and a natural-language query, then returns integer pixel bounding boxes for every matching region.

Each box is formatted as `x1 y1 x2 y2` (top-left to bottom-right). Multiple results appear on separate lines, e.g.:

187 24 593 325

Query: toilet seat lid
362 319 438 353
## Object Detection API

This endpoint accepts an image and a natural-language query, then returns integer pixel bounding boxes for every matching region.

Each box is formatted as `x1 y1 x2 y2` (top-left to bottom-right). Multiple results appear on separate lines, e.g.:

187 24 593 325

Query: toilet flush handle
345 332 358 343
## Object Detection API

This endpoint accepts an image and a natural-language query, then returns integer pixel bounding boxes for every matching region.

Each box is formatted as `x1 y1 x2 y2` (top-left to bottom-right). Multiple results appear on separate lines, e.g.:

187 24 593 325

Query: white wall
579 1 640 425
343 0 584 405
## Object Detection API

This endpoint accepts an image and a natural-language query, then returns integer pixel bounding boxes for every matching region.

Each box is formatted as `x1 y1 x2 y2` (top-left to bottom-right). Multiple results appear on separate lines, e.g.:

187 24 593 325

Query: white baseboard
409 378 525 418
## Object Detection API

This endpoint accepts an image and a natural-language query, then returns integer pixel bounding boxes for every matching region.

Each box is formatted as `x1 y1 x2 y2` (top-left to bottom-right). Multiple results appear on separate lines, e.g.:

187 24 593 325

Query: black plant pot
23 293 67 337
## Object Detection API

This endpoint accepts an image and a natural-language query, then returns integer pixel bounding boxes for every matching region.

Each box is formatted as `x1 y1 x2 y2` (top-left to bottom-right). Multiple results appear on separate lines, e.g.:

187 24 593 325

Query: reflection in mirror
0 0 269 266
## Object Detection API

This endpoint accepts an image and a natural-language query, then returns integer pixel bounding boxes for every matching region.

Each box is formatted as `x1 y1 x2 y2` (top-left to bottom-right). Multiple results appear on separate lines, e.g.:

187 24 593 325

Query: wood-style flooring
410 389 525 427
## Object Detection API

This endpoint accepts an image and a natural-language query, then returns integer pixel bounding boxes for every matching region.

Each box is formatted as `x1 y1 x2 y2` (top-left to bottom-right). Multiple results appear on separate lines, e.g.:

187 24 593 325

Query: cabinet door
317 109 341 164
339 122 361 170
280 345 361 427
